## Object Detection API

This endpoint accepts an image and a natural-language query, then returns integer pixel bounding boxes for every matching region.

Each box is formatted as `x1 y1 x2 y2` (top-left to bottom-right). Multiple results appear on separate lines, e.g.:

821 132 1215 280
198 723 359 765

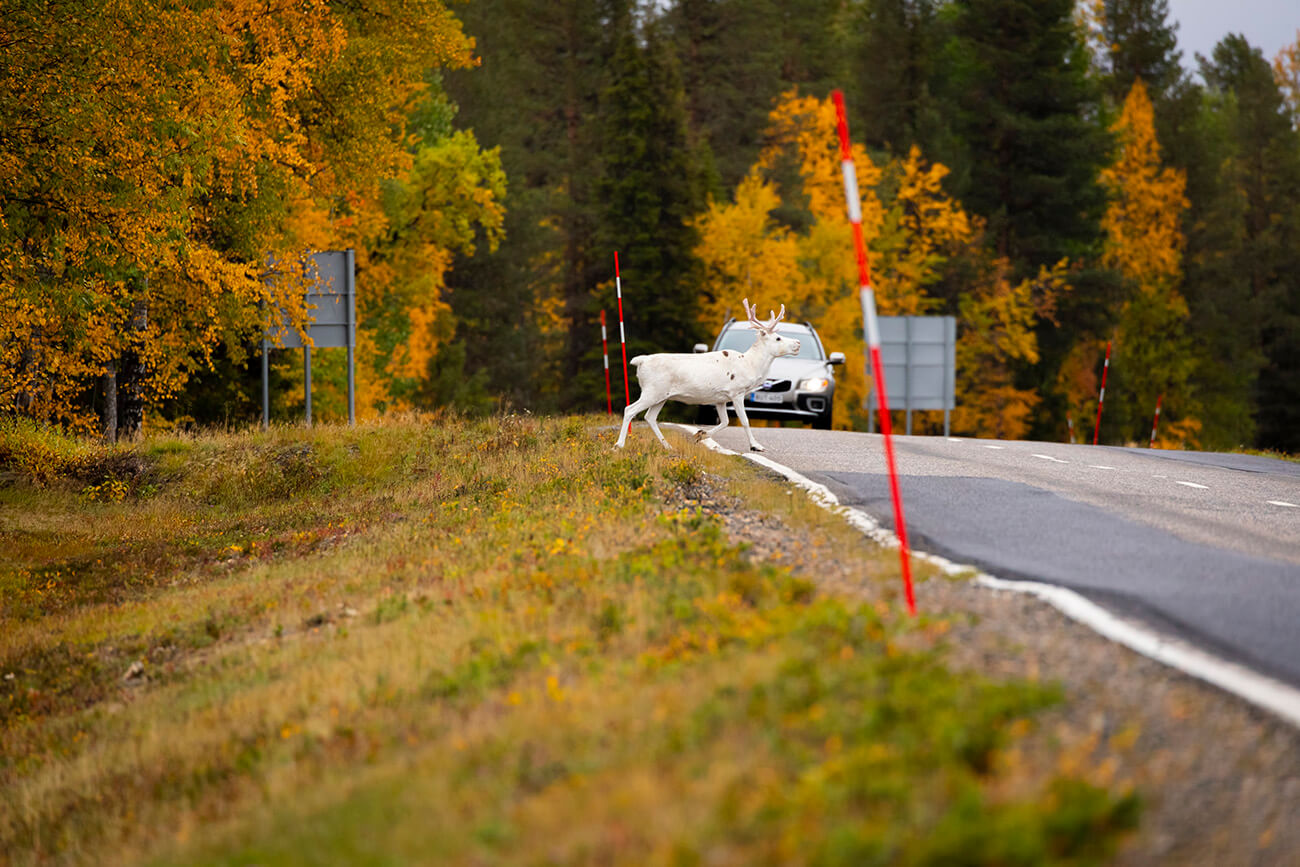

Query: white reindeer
615 299 800 452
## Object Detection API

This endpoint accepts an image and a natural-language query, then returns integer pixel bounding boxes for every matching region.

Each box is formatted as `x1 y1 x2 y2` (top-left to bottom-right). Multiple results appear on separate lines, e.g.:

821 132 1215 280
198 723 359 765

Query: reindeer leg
617 395 653 448
644 401 673 449
731 400 764 452
695 403 730 441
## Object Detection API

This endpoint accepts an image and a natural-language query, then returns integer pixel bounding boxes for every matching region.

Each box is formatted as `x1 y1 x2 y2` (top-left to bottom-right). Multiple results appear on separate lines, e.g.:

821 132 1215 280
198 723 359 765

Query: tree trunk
101 360 118 442
117 294 148 439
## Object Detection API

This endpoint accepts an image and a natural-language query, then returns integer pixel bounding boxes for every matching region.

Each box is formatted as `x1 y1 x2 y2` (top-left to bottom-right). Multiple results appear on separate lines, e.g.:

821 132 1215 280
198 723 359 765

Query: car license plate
751 391 784 404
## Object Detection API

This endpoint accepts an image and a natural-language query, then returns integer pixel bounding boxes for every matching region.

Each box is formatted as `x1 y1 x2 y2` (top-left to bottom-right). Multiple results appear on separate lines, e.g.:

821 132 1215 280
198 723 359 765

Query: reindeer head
742 298 800 359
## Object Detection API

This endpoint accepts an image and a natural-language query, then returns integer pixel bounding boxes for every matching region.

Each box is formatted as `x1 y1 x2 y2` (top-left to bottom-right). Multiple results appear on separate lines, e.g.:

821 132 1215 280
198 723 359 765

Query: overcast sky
1166 0 1299 70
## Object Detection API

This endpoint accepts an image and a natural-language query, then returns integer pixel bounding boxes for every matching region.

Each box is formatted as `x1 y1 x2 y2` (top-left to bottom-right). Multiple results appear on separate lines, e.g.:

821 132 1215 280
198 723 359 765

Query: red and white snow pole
600 309 613 415
1067 415 1076 444
614 252 630 408
1149 393 1163 447
1093 340 1111 446
832 90 916 616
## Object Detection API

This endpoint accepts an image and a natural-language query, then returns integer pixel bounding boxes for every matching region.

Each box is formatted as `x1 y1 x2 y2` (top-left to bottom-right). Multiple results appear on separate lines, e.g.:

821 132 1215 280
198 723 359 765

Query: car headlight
799 377 831 392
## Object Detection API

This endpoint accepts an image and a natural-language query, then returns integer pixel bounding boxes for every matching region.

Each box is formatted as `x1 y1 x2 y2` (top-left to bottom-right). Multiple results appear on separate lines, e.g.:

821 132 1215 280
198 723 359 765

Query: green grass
0 414 1137 865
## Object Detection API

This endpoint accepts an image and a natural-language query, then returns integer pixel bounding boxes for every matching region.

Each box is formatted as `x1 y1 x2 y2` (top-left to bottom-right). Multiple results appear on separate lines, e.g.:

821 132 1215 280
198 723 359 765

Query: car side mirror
693 343 709 353
828 352 846 365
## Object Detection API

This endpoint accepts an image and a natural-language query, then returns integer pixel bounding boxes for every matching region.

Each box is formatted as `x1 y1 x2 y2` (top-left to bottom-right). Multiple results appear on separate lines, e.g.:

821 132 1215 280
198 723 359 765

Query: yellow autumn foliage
954 258 1070 440
0 0 497 428
693 170 804 325
1274 31 1300 127
1097 79 1197 447
1100 80 1189 297
696 91 988 431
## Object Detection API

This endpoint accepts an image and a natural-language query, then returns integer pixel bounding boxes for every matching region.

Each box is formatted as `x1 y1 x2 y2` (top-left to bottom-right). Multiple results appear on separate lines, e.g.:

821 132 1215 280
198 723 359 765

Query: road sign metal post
304 347 313 426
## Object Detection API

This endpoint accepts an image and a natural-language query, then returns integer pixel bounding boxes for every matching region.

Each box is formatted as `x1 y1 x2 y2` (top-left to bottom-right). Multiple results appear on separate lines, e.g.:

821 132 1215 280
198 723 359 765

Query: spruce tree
1197 36 1300 451
595 22 708 377
443 0 618 409
942 0 1109 271
665 0 780 194
1099 0 1183 106
846 0 947 157
665 0 845 194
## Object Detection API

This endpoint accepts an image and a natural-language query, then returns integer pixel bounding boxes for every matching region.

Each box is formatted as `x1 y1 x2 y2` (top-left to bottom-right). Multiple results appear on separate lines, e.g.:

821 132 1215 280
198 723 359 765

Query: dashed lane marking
1090 465 1117 470
1268 500 1298 508
1032 454 1068 463
984 445 1005 450
1176 481 1210 490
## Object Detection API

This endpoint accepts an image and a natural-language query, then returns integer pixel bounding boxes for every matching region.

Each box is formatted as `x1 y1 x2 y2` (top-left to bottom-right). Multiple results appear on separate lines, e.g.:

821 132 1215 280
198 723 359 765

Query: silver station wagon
694 319 845 430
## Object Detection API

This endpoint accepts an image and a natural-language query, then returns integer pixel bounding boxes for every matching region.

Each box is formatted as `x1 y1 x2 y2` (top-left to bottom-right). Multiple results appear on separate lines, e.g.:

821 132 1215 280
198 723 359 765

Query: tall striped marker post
832 90 916 616
600 310 613 415
1149 393 1163 447
1093 341 1111 446
614 252 630 407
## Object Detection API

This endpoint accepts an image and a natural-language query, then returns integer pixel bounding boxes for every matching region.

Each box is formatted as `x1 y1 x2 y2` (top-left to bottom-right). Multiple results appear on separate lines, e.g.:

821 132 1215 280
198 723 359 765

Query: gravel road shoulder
667 466 1300 866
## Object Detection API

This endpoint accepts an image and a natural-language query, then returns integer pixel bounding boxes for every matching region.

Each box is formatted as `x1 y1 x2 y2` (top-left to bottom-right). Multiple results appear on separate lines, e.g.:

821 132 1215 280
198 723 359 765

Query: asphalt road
706 427 1300 688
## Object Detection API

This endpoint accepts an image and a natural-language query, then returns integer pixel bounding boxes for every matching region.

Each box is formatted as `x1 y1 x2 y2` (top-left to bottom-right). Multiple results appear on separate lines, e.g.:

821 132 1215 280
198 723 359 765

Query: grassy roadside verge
1 414 1137 865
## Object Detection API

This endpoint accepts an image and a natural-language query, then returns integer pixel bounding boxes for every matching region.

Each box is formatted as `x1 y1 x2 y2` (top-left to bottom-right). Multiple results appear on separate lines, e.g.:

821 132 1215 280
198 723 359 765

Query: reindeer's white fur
615 299 800 452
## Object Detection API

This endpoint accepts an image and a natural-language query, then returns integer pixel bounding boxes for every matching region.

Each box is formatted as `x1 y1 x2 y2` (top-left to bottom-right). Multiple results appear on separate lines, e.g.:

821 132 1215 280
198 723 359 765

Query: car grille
758 379 792 393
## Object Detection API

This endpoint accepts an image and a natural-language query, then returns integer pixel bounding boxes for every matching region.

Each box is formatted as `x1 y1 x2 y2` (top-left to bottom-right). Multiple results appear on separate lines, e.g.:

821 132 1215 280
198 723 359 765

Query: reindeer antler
764 304 786 330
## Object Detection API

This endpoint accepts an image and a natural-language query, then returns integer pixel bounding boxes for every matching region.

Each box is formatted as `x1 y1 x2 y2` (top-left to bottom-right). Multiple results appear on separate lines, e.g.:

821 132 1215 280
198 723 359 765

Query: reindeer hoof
750 444 766 453
692 430 707 442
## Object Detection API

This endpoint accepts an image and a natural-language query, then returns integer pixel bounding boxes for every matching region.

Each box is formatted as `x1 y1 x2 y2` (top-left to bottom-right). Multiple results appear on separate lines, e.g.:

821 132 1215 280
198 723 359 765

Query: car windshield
717 327 822 360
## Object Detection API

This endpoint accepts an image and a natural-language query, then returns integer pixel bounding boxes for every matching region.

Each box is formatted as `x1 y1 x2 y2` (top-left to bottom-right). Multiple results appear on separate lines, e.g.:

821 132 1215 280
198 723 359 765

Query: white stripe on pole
600 309 613 416
841 161 862 224
1093 341 1111 445
1150 393 1163 446
860 287 882 348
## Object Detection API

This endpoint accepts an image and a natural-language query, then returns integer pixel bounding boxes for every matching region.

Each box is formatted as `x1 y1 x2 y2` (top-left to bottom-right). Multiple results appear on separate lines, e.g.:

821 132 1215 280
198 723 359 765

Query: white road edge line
673 424 1300 730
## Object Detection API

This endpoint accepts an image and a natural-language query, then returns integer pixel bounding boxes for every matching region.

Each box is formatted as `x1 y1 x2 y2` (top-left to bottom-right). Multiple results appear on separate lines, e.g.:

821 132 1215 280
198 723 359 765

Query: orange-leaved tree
955 254 1071 440
0 0 498 432
1096 78 1197 446
694 91 975 429
1275 30 1300 128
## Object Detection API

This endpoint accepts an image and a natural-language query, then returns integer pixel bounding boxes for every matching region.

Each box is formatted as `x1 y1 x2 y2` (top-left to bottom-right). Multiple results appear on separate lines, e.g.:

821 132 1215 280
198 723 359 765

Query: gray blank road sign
275 251 355 349
865 315 956 435
263 250 356 426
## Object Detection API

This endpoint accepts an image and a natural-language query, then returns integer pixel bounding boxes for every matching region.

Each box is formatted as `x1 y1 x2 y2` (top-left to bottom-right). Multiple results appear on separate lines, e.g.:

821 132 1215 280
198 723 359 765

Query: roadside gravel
667 468 1300 866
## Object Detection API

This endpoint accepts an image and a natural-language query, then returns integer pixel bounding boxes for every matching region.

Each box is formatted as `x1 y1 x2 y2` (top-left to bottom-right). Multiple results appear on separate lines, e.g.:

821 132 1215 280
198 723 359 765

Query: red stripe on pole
600 309 613 416
1093 341 1111 446
832 89 916 617
1149 393 1163 447
615 252 630 408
